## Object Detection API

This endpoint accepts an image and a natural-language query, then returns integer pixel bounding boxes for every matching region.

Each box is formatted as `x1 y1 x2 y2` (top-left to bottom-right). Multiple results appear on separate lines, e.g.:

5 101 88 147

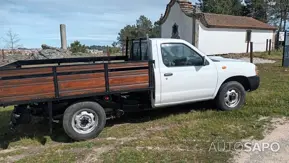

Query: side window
160 43 203 67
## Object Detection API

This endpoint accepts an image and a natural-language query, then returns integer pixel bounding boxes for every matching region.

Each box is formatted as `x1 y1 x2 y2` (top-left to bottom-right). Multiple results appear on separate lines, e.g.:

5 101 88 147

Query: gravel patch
233 118 289 163
238 57 276 64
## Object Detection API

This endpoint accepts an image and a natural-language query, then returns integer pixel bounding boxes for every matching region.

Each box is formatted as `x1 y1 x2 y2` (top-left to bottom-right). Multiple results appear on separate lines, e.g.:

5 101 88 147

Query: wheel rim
71 109 98 134
224 89 241 108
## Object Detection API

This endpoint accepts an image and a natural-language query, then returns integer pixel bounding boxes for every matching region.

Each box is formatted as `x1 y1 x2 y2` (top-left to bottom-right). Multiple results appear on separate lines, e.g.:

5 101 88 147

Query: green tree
112 41 118 47
117 15 161 46
197 0 243 15
151 20 161 38
117 24 138 46
136 15 153 37
242 0 269 22
70 40 87 54
267 0 289 30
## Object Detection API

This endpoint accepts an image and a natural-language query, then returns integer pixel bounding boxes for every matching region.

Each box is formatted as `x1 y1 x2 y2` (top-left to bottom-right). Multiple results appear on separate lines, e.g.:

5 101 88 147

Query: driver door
159 42 218 105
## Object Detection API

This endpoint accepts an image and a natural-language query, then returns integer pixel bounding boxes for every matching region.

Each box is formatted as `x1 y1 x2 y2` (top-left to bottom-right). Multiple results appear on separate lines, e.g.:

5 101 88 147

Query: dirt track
233 118 289 163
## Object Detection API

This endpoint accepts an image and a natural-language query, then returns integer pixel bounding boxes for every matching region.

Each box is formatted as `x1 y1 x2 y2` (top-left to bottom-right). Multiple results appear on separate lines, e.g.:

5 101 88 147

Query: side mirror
202 56 207 66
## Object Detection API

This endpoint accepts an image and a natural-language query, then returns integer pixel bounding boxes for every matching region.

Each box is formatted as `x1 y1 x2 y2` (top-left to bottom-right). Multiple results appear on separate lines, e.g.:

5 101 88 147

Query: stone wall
0 44 72 66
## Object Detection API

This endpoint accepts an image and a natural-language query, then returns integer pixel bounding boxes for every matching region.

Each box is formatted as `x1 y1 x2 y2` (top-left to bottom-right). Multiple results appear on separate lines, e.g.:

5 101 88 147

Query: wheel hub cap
72 110 98 134
224 89 240 108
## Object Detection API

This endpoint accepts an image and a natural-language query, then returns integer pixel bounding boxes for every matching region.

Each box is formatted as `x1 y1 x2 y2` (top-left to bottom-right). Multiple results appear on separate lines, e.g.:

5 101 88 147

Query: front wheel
63 101 106 141
215 81 246 111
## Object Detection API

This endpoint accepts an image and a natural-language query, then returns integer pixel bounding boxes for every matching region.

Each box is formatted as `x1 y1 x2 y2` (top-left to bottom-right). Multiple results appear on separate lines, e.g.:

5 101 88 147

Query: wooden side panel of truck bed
0 61 151 106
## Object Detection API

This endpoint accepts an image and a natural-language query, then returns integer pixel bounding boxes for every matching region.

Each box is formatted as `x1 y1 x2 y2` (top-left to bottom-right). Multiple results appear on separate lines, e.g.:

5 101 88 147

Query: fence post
246 41 249 53
276 31 280 50
266 39 269 51
250 42 253 63
268 39 272 55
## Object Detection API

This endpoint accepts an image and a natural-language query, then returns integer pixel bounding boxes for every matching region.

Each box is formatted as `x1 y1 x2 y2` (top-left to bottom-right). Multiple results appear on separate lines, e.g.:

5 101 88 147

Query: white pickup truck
1 38 259 140
146 38 259 109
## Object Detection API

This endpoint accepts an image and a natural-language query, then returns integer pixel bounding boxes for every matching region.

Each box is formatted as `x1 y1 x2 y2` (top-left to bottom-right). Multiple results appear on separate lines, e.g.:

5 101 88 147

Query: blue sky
0 0 175 48
1 0 286 49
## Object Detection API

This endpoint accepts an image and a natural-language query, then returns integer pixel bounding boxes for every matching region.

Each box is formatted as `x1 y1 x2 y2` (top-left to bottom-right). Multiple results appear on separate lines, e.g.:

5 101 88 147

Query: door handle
164 73 173 77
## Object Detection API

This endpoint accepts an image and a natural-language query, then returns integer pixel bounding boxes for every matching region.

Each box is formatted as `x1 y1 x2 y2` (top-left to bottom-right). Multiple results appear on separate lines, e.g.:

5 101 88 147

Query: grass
252 50 283 60
222 49 284 60
0 58 289 162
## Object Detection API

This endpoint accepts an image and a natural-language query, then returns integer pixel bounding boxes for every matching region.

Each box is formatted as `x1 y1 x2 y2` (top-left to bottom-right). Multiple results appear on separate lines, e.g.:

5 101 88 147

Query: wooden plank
0 93 54 103
57 64 104 73
109 75 149 86
0 67 52 77
109 69 148 77
110 83 149 91
58 73 104 81
60 88 105 97
0 77 53 87
108 62 148 69
0 84 55 97
59 78 105 91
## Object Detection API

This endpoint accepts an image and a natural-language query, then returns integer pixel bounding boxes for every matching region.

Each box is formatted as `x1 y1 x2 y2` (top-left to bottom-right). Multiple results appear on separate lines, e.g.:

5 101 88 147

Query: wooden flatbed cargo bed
0 57 154 107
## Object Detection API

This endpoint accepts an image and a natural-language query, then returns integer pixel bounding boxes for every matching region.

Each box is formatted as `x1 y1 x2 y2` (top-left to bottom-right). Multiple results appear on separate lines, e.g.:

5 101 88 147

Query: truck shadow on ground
107 100 216 125
0 100 215 149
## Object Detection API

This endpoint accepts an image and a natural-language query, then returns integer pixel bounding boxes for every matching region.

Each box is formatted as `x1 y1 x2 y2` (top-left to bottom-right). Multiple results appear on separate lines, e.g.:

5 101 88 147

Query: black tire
63 101 106 141
215 81 246 111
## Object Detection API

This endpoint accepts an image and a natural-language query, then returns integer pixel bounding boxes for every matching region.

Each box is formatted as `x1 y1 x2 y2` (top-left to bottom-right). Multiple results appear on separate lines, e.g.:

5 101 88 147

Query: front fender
213 62 257 97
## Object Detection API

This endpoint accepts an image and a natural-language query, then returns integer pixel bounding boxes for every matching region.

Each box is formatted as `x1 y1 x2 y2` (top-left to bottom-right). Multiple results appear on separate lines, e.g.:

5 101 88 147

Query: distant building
88 49 104 55
160 0 277 55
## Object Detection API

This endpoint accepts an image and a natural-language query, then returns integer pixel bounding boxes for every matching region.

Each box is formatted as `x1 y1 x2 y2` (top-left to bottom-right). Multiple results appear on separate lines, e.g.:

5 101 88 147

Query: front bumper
248 76 260 91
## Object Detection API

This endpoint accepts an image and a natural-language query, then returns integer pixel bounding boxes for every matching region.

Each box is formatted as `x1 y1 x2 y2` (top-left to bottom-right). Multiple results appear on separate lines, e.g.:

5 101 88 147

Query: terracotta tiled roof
160 0 277 30
177 0 196 15
160 0 197 23
199 13 277 30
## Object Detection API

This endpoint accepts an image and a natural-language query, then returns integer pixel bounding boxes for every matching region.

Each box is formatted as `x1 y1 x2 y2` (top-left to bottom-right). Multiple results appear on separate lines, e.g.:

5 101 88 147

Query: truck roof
148 38 190 43
133 38 185 42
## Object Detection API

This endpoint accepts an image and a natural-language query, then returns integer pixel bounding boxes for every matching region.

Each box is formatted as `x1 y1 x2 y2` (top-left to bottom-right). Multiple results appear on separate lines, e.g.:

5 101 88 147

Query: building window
171 23 180 39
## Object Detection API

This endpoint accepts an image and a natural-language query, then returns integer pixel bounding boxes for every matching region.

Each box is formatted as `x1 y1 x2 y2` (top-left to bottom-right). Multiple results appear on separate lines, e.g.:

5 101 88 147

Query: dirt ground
233 118 289 163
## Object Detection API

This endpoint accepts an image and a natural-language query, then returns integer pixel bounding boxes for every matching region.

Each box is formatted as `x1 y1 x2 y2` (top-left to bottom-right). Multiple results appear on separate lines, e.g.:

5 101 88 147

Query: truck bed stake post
131 39 134 60
52 67 59 98
104 63 109 92
48 102 53 134
125 37 129 60
139 38 142 60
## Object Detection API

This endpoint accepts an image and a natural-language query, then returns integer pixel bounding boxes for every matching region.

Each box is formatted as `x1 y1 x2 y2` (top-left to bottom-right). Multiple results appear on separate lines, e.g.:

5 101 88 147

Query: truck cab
132 38 259 110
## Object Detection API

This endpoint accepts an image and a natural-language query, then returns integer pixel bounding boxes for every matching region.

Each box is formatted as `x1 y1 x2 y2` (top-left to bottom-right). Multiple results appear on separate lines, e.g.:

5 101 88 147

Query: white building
160 0 277 55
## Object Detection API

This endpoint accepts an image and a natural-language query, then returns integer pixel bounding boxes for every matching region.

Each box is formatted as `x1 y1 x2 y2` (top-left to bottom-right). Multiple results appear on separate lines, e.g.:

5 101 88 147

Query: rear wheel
63 101 106 141
215 81 246 111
